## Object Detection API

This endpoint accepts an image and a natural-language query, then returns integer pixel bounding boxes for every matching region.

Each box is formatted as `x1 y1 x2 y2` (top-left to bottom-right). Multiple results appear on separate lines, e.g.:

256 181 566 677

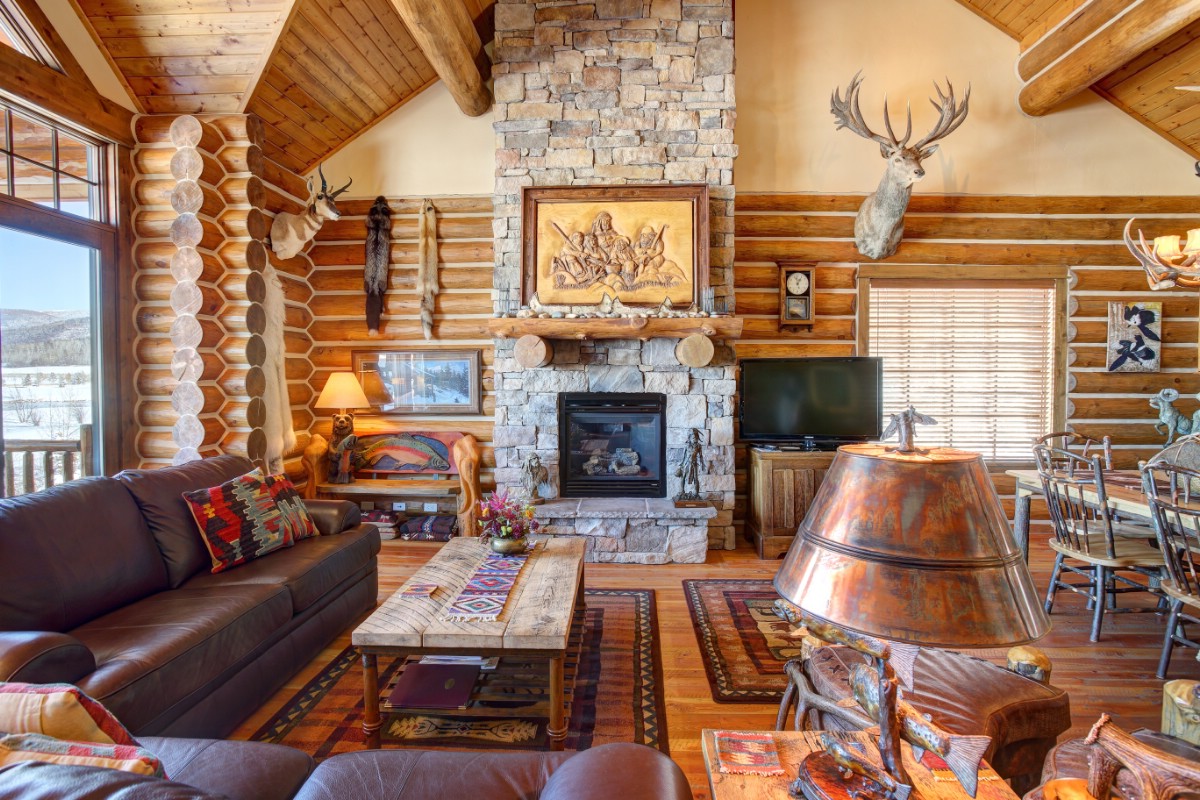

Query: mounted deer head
831 73 970 260
269 164 354 259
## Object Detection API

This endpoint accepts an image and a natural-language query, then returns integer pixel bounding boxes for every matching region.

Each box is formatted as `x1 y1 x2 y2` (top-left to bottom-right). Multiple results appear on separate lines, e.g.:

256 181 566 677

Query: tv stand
746 447 835 559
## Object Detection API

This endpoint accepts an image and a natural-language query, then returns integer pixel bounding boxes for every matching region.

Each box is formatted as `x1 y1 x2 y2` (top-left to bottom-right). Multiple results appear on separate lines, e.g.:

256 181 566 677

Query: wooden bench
302 430 482 537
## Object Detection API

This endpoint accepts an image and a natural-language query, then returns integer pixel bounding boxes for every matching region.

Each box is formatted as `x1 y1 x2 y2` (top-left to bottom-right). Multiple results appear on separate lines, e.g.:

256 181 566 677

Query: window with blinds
867 280 1057 463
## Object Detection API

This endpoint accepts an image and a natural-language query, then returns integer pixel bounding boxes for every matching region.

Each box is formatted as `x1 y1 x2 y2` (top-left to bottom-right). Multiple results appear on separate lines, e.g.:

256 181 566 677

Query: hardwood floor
231 526 1200 799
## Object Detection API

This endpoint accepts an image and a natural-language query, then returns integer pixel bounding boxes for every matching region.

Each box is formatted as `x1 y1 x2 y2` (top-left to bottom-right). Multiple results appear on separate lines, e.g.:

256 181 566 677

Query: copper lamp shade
774 444 1050 648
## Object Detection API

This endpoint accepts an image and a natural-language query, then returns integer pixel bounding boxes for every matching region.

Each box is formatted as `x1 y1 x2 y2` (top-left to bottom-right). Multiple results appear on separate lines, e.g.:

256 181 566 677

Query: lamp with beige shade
314 372 371 484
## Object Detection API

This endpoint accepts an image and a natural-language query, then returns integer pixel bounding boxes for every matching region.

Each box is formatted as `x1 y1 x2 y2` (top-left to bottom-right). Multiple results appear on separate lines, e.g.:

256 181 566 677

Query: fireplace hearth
559 393 666 498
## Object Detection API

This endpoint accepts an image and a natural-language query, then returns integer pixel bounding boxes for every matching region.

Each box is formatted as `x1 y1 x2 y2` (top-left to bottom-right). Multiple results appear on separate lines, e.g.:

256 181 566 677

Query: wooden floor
231 526 1200 799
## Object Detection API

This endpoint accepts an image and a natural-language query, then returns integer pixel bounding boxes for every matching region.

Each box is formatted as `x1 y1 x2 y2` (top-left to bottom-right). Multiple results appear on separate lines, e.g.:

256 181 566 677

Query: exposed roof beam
1018 0 1200 116
238 0 300 113
389 0 491 117
0 43 133 144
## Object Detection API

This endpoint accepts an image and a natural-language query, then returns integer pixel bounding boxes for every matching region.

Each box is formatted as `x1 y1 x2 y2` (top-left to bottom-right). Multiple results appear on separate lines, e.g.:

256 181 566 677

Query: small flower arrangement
477 490 539 541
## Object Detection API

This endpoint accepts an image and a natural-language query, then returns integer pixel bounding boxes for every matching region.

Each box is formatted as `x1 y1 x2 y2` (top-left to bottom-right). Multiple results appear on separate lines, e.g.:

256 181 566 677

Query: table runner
443 545 536 622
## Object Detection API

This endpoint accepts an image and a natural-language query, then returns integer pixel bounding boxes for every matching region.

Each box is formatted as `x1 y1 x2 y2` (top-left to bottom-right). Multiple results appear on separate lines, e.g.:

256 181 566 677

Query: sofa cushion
140 737 313 800
262 473 317 541
0 682 138 746
0 761 226 800
0 477 167 632
71 584 291 733
183 469 299 574
115 455 256 588
0 732 165 778
183 526 380 614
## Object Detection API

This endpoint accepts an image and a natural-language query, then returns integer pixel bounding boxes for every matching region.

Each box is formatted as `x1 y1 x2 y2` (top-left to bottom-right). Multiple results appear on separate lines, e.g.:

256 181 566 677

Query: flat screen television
738 357 883 447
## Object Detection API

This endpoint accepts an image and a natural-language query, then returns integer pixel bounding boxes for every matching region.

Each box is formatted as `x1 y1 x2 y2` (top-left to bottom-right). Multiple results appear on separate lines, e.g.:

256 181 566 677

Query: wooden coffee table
352 536 586 750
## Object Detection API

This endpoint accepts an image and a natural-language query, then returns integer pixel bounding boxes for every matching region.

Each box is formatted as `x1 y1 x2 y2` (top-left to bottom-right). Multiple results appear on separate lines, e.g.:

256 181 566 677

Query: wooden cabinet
746 448 835 559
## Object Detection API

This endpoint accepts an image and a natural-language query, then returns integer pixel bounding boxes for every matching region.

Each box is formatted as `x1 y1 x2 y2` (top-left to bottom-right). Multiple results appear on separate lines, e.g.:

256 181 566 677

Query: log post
515 334 554 368
389 0 492 117
675 333 715 368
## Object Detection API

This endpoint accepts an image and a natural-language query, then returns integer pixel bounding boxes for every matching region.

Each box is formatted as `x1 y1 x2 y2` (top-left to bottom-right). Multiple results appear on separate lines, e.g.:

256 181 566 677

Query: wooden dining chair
1142 463 1200 679
1034 431 1114 471
1034 445 1163 642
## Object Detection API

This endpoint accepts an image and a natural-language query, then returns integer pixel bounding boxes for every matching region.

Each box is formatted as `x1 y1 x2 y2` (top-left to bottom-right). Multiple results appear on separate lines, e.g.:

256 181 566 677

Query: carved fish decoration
850 664 991 798
815 733 912 800
358 434 451 472
801 615 920 690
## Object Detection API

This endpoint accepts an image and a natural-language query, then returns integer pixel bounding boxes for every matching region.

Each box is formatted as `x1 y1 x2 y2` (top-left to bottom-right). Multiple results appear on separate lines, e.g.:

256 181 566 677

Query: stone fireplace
491 0 736 563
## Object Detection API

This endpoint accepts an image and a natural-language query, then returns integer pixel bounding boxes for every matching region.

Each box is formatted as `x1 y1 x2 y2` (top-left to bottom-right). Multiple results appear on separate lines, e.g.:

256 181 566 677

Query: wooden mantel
486 316 744 341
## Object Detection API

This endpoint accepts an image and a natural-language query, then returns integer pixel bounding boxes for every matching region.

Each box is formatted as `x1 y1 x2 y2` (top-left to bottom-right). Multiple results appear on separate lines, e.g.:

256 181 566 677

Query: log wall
131 113 312 480
306 196 497 488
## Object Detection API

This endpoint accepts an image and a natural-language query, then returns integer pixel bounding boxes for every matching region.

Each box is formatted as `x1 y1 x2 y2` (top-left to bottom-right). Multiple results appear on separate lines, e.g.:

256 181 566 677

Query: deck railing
3 424 93 497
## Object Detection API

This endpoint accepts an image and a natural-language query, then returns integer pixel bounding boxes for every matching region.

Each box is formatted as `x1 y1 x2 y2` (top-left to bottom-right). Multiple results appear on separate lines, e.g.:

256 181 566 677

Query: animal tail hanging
364 196 391 336
418 199 437 340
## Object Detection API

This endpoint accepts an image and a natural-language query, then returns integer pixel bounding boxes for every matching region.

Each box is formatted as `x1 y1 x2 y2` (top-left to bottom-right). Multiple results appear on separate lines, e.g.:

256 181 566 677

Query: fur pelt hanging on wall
262 262 296 473
418 199 437 340
364 196 391 337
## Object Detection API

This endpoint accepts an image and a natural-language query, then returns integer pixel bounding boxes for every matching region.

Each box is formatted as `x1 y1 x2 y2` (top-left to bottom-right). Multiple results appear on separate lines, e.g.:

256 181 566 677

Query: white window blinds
867 281 1057 463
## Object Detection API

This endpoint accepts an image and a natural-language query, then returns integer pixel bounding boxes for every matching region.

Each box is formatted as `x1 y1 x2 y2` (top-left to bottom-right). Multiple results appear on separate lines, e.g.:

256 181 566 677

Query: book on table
384 663 481 710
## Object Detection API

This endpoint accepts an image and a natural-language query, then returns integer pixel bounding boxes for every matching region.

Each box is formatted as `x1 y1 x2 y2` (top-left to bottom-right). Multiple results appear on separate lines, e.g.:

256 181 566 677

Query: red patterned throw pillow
0 732 166 778
182 468 313 573
0 683 139 747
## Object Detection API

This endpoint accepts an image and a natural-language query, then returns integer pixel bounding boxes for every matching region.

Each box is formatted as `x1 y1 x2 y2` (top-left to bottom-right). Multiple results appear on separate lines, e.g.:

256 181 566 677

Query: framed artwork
520 184 710 307
1106 301 1162 373
351 349 482 415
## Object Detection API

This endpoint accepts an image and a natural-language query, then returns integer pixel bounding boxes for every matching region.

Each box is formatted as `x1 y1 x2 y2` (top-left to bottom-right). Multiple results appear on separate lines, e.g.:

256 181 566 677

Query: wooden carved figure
269 165 353 259
327 412 358 484
453 435 481 537
831 73 969 260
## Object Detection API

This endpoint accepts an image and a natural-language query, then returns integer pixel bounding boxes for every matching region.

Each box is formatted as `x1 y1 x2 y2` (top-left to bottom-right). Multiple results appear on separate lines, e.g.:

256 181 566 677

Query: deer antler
330 176 354 198
831 72 909 149
1124 218 1200 290
912 79 970 156
318 164 328 194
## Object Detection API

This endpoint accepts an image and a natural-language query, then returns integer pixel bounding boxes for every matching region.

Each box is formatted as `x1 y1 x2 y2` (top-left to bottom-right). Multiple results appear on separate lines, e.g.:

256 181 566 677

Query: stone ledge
534 497 717 520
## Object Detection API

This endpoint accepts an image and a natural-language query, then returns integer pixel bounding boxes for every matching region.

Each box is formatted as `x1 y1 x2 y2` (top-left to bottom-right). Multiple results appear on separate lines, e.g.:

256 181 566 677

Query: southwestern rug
683 578 796 703
251 589 668 757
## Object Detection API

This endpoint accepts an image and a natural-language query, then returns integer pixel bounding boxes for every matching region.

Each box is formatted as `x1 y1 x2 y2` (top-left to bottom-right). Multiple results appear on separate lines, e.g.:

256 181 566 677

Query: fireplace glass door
559 393 666 498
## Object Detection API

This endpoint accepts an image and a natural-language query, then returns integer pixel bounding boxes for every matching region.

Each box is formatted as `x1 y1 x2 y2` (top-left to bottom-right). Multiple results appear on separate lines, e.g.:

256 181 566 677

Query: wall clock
779 264 815 330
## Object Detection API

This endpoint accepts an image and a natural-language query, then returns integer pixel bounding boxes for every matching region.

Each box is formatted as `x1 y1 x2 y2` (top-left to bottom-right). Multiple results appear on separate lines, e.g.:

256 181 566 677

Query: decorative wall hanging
520 184 709 308
831 73 970 260
1107 301 1162 372
352 349 482 416
418 199 437 340
364 196 391 337
268 165 352 259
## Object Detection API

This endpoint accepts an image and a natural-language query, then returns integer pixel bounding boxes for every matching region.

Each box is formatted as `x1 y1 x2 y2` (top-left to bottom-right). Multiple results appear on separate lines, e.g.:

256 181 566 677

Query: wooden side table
702 729 1018 800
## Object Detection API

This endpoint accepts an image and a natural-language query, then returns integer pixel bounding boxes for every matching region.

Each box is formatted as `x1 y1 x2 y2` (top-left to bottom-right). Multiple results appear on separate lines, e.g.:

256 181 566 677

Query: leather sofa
0 455 380 738
0 738 692 800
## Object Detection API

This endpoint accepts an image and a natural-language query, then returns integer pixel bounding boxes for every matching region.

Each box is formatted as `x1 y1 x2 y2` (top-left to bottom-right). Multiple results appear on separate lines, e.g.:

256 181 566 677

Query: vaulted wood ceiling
71 0 495 173
956 0 1200 159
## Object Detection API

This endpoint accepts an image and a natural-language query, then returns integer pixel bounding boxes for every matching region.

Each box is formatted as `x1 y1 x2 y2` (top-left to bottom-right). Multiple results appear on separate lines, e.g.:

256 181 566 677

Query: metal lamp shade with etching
774 443 1050 800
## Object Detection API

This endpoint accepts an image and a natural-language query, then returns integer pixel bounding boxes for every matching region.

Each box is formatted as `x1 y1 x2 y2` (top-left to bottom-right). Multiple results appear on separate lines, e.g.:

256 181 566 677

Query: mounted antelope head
831 73 970 260
269 165 353 259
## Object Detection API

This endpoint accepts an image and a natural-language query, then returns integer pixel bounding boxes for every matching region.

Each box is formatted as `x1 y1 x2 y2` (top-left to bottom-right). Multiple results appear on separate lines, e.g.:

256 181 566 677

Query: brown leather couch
0 739 692 800
0 455 380 738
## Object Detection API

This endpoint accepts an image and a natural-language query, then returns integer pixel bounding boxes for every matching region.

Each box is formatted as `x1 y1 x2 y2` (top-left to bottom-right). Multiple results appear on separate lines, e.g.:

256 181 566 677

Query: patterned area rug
251 589 667 757
684 578 796 703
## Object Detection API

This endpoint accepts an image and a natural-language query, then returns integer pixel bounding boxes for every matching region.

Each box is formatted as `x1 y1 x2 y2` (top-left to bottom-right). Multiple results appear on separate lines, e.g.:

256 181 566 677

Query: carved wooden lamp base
791 752 895 800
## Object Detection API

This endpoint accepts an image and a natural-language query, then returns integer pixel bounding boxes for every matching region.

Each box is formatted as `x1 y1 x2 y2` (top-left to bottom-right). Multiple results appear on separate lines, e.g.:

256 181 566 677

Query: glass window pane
0 157 8 197
56 130 93 181
10 113 53 169
57 174 96 220
0 108 8 152
0 227 100 496
12 158 54 208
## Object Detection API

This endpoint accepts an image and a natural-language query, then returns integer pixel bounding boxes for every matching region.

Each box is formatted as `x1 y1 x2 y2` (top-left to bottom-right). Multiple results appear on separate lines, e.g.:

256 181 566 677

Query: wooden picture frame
351 349 483 416
520 184 710 308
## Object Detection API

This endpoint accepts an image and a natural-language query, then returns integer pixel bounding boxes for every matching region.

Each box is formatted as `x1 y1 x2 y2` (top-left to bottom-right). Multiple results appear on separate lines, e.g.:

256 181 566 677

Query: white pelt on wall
262 262 296 473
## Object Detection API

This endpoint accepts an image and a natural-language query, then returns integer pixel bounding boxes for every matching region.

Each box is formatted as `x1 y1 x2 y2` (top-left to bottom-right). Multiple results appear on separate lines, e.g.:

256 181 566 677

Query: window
867 279 1061 464
0 100 117 496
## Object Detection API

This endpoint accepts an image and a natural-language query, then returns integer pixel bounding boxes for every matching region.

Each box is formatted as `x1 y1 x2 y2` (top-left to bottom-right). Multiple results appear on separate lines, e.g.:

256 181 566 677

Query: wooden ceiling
956 0 1200 159
71 0 495 173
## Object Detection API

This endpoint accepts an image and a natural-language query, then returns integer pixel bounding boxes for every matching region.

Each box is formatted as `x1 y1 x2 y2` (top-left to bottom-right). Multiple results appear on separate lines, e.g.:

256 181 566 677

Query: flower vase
490 536 526 555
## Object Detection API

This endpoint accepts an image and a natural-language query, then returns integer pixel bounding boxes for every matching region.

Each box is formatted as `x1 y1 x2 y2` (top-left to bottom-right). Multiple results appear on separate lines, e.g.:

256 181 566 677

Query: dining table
1005 468 1153 561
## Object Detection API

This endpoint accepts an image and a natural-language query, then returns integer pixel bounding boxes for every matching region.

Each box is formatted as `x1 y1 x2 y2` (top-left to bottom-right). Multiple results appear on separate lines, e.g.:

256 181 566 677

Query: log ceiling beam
0 44 134 145
389 0 491 117
1018 0 1200 116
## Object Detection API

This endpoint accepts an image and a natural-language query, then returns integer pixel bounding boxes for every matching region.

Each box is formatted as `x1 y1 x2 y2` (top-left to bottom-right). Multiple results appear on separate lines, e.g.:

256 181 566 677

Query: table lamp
775 408 1050 800
315 372 371 485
